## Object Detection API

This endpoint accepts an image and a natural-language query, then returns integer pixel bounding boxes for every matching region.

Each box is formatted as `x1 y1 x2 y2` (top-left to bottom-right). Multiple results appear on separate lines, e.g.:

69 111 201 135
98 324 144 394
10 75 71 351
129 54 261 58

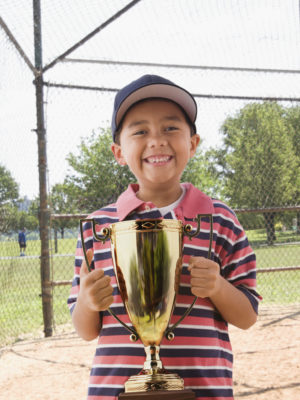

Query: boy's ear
190 134 200 158
111 143 127 165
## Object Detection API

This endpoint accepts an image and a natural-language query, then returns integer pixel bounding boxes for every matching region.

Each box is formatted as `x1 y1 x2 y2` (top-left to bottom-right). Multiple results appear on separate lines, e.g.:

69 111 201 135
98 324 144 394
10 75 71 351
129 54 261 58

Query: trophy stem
144 345 163 373
124 345 184 392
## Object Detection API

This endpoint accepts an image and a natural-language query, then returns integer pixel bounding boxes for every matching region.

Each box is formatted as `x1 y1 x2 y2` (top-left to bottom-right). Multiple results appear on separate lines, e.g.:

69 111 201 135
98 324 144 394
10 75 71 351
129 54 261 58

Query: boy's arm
72 249 114 341
189 257 257 329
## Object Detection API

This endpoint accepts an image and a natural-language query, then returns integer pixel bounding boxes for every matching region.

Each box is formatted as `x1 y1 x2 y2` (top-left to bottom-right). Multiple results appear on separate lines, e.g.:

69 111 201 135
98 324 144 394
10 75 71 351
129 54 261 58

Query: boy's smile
111 99 200 205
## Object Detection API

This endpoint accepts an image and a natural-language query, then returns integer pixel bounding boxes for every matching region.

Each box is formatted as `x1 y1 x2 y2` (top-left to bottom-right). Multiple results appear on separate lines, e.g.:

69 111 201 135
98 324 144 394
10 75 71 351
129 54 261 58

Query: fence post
33 0 53 337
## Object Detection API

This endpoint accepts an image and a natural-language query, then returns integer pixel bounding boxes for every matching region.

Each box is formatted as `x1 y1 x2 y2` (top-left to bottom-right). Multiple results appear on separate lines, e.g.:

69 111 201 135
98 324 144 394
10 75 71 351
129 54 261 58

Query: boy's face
111 99 200 195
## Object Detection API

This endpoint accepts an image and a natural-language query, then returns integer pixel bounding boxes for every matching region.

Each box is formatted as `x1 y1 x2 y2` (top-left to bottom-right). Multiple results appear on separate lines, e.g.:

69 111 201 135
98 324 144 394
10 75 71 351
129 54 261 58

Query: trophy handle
79 218 140 342
165 214 214 340
80 218 111 272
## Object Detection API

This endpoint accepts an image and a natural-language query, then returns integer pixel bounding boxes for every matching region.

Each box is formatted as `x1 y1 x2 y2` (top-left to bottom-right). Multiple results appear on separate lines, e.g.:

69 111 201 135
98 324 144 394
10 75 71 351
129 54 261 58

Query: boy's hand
79 249 114 312
188 256 222 298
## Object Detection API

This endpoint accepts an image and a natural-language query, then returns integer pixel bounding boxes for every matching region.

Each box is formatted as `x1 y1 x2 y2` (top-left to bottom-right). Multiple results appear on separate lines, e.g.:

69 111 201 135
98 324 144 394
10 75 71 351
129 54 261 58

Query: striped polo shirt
68 183 261 400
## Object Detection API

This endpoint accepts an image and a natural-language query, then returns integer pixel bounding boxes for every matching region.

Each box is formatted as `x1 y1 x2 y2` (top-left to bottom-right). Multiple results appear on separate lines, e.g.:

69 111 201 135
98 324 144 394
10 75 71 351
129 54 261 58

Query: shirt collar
116 182 214 221
116 183 144 221
178 182 214 218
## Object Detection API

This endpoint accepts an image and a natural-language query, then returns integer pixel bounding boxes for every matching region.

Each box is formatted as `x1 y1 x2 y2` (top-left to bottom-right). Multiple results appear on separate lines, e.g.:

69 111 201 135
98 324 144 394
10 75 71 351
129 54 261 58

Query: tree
181 144 222 198
65 128 136 213
0 164 19 233
50 183 78 239
212 102 298 244
284 106 300 233
0 164 19 204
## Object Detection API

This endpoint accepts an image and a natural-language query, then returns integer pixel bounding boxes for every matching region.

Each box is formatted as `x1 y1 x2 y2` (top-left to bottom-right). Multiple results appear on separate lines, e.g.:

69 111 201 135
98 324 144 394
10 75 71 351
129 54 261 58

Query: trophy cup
80 215 213 400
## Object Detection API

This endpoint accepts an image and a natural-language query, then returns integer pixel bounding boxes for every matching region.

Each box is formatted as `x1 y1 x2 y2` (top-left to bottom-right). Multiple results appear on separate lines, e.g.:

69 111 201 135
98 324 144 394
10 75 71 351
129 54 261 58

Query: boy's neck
136 184 183 208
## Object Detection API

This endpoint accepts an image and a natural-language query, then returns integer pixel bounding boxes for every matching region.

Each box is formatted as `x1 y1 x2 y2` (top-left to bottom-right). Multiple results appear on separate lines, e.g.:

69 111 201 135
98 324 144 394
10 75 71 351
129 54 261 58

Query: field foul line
0 254 74 260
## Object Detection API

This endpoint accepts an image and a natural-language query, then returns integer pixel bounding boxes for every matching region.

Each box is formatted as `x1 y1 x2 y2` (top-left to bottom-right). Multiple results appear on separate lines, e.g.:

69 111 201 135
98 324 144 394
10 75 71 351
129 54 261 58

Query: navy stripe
177 367 232 378
215 235 232 254
237 286 259 313
97 206 117 212
71 276 80 287
213 200 237 217
223 253 256 276
100 326 136 336
96 346 145 357
213 215 242 236
160 348 233 362
230 237 252 254
91 367 141 377
88 387 123 397
93 216 119 224
94 250 112 262
96 346 233 362
183 247 209 258
103 306 127 316
75 258 82 267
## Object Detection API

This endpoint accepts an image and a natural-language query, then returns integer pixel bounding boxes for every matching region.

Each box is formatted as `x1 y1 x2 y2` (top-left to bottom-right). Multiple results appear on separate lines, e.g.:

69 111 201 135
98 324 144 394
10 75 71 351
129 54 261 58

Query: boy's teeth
147 156 170 163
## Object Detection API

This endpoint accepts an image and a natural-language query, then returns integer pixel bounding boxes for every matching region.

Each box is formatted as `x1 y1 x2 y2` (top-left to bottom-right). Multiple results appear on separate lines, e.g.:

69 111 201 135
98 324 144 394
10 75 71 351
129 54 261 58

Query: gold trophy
80 215 213 400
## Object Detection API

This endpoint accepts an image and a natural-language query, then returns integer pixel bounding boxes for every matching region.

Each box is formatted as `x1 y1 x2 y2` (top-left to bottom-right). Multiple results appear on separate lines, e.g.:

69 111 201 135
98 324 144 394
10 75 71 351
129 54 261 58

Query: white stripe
174 324 228 334
91 364 232 371
97 343 144 349
159 344 232 354
175 303 214 311
184 243 208 252
103 265 114 272
214 212 241 231
92 364 142 368
223 251 255 270
227 264 256 280
168 365 232 371
94 248 111 254
83 235 93 243
109 302 125 308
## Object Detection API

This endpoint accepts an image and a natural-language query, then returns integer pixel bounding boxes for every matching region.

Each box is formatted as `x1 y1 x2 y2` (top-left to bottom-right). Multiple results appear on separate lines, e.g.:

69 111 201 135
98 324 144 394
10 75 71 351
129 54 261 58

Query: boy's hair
111 74 197 143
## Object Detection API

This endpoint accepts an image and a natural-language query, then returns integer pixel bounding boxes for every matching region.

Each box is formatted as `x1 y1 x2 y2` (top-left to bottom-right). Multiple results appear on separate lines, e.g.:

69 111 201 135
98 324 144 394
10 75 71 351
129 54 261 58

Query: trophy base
119 389 195 399
124 371 184 392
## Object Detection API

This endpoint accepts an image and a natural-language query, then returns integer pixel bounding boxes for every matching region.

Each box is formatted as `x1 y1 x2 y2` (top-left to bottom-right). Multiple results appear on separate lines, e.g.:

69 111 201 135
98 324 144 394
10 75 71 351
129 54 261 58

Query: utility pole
33 0 53 337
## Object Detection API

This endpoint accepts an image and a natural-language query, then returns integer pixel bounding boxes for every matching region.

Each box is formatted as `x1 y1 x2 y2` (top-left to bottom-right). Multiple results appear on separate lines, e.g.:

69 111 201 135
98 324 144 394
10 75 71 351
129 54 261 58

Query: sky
0 0 300 199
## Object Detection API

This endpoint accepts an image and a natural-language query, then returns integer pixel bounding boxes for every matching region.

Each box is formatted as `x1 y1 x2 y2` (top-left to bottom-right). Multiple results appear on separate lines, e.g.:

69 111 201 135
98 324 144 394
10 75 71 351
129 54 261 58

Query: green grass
0 231 299 345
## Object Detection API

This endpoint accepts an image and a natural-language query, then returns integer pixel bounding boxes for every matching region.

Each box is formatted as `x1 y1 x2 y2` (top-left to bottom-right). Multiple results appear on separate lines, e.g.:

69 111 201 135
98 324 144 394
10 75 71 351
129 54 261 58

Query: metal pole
33 0 53 337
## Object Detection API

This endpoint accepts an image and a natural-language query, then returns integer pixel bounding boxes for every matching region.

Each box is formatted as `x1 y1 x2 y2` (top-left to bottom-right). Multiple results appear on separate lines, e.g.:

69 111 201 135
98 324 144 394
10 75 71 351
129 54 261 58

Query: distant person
18 228 26 256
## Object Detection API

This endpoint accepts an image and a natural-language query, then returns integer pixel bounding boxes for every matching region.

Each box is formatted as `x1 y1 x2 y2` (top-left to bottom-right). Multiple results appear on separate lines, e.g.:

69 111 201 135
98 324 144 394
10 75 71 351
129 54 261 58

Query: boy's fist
188 256 221 298
79 249 114 312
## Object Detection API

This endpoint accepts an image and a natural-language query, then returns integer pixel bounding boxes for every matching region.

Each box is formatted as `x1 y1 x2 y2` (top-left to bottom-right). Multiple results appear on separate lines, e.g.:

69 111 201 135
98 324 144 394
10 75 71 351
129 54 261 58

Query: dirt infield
0 306 299 400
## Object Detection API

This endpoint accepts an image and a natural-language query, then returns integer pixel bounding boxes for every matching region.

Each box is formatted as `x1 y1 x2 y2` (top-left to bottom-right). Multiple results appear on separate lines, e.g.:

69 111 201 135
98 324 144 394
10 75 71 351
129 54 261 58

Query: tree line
1 102 299 244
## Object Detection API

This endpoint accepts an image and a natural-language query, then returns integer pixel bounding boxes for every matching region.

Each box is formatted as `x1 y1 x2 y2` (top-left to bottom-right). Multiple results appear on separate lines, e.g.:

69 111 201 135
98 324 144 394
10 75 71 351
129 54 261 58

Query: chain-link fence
1 207 299 345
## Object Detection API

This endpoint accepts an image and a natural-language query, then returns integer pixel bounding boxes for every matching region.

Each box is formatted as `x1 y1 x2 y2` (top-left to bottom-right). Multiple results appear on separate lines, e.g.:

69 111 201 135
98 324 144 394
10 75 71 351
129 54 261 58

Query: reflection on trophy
80 215 213 400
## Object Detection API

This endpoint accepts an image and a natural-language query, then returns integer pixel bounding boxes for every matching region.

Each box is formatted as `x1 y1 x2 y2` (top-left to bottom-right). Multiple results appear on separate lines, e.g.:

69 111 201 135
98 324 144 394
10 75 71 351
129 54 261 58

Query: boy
68 75 261 399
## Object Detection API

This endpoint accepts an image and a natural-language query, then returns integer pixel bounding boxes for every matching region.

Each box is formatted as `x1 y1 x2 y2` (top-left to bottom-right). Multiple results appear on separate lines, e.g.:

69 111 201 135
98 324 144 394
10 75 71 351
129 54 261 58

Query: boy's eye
133 130 146 136
165 126 178 132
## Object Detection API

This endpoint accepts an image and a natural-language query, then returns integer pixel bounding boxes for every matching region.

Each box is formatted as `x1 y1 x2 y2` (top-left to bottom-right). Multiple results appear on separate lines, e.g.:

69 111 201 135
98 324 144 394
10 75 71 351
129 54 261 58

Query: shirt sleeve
214 204 262 313
67 220 94 314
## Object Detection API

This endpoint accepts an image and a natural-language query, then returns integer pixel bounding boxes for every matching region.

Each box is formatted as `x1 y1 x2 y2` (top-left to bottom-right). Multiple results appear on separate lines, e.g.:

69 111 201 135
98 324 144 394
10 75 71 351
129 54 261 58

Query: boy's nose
148 132 167 147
